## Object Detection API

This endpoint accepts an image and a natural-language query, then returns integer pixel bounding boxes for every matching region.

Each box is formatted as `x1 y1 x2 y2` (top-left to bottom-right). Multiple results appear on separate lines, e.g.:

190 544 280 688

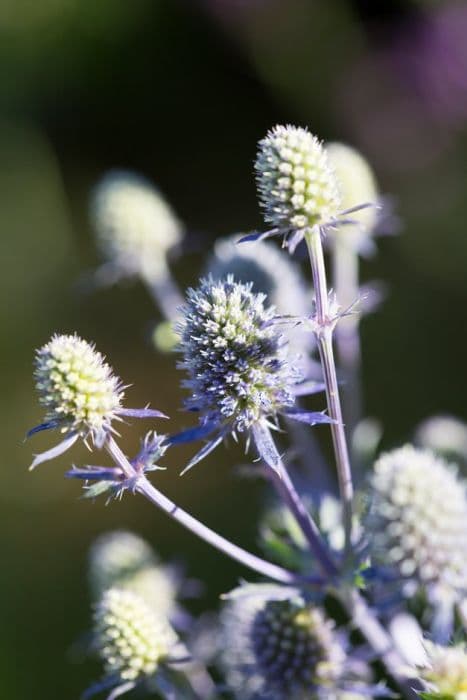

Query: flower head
207 235 312 358
29 333 166 469
221 584 347 699
365 445 467 597
173 276 329 471
89 531 176 620
420 641 467 698
254 125 340 252
91 170 182 281
94 588 177 685
325 143 379 252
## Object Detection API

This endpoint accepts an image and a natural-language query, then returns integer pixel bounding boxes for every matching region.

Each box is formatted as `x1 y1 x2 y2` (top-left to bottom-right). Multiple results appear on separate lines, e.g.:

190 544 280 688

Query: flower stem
305 227 354 558
254 421 337 578
142 264 184 321
105 437 320 587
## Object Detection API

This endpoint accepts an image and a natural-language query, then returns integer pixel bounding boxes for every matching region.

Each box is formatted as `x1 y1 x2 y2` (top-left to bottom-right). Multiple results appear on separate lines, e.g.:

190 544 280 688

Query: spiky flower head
34 333 123 441
207 235 311 356
94 588 177 684
420 641 467 698
326 143 378 247
177 276 299 434
221 584 346 699
89 531 176 618
366 445 467 596
91 170 182 280
415 415 467 465
255 125 340 240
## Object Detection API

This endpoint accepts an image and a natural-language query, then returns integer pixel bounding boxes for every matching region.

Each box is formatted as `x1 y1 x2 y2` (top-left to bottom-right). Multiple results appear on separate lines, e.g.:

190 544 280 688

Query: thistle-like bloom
419 641 467 699
89 531 176 620
220 584 352 699
93 588 177 694
250 125 341 252
207 235 312 359
365 445 467 597
173 276 331 471
29 334 165 469
91 170 182 281
325 143 379 254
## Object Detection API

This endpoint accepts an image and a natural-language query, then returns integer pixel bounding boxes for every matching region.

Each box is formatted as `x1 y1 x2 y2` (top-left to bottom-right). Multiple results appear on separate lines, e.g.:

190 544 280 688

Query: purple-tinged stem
305 226 354 557
255 422 337 578
105 437 320 587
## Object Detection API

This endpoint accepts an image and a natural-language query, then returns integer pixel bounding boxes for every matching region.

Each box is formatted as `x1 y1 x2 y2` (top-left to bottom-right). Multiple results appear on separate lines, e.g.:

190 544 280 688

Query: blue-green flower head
177 276 299 434
221 584 347 699
91 170 182 280
173 276 331 471
255 125 340 251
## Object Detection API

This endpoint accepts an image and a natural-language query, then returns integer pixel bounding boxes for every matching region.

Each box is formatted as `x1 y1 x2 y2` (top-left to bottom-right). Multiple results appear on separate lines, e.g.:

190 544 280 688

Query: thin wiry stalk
305 227 354 557
141 265 184 321
105 437 322 587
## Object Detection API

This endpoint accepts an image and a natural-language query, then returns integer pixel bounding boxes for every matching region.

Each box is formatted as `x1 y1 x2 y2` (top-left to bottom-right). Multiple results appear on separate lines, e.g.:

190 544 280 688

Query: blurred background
1 0 467 696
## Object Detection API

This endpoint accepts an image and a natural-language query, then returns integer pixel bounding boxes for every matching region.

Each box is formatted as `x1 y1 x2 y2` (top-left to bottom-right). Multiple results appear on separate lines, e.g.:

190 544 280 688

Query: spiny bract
366 445 467 595
256 125 340 234
177 276 298 432
94 588 176 683
34 333 123 439
91 170 182 279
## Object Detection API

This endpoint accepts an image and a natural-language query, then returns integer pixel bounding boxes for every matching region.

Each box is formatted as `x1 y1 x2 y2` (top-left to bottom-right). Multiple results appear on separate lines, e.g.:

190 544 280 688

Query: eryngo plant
26 124 467 699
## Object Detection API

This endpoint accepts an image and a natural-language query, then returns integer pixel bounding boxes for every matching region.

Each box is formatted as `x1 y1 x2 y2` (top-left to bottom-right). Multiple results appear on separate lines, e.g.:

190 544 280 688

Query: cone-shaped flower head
326 143 378 247
366 445 467 595
89 531 176 618
415 414 467 464
221 584 346 699
177 276 299 434
255 125 340 243
29 333 165 469
34 333 123 441
91 170 182 280
420 641 467 698
94 588 177 684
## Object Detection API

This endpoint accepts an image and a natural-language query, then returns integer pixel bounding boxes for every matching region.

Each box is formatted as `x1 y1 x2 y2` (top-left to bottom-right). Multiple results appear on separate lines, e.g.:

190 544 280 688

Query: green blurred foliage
1 0 467 696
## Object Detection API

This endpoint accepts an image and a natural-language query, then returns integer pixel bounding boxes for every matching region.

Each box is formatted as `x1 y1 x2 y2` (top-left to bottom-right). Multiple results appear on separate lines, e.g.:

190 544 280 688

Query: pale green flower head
94 588 177 684
326 142 378 251
34 333 123 440
89 531 176 619
91 170 182 280
421 641 467 699
366 445 467 596
256 125 341 236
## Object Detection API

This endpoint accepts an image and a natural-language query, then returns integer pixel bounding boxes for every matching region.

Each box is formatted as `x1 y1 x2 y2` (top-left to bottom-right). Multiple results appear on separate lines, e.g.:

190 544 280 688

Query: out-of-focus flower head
415 415 467 466
28 333 166 469
88 530 177 621
419 640 467 699
91 170 183 282
325 143 379 254
92 588 177 695
220 583 348 699
365 445 467 599
172 276 331 472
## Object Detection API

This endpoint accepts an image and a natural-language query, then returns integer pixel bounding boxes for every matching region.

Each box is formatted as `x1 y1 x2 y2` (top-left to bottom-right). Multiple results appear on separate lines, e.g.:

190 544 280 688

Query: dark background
1 0 467 696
